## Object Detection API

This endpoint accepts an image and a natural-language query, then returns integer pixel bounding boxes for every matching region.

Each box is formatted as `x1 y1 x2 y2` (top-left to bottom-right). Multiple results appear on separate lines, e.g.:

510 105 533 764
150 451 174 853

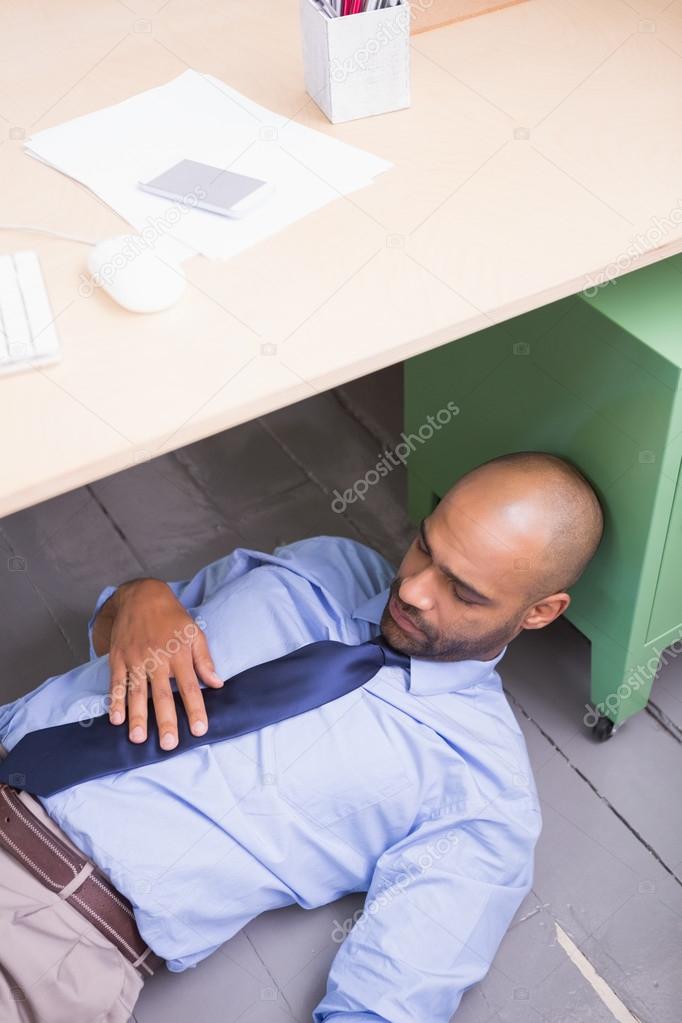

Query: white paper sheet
25 70 392 260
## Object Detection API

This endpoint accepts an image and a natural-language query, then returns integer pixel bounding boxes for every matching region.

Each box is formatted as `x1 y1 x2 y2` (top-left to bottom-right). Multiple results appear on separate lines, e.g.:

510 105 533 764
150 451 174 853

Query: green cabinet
405 253 682 736
647 458 682 643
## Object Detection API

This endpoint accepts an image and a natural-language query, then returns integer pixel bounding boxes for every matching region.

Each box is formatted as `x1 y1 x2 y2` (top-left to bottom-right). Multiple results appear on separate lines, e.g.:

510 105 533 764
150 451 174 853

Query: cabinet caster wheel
592 715 616 741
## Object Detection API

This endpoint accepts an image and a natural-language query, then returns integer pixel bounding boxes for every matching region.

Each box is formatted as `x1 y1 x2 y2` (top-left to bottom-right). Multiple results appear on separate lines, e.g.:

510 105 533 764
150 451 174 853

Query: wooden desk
1 0 681 516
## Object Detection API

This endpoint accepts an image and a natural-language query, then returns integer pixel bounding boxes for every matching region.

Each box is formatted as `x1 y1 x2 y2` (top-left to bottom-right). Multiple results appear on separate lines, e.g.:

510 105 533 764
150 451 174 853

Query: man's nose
398 570 436 613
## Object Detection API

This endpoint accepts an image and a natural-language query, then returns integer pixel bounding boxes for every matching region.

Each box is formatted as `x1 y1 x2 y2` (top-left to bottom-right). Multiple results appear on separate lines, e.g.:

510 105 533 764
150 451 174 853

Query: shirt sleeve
312 801 542 1023
86 536 394 661
86 585 119 661
271 535 395 617
85 547 263 661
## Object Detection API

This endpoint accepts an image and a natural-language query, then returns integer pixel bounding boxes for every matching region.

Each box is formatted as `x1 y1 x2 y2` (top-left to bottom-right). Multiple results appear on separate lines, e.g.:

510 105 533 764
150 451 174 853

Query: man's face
379 488 550 662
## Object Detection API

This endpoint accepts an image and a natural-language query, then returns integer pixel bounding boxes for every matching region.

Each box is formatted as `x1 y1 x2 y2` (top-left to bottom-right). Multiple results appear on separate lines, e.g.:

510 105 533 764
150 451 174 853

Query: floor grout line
645 700 682 745
257 417 336 498
242 930 302 1023
506 689 682 889
333 383 401 453
170 436 306 532
86 483 152 574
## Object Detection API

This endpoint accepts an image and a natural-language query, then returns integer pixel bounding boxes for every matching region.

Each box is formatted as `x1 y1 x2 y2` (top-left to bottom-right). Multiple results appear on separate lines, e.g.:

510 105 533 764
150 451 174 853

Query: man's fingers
175 661 209 739
109 651 128 725
127 665 149 743
150 668 179 752
192 630 223 688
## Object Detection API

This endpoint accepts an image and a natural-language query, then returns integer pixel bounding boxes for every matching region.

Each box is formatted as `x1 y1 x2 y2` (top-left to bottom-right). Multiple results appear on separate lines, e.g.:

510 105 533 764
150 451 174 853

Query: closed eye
417 535 476 606
451 585 475 607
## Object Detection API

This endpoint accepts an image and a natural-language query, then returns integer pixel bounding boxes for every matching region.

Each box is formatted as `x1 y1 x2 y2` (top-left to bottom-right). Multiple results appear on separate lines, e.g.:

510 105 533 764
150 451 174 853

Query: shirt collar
352 586 507 696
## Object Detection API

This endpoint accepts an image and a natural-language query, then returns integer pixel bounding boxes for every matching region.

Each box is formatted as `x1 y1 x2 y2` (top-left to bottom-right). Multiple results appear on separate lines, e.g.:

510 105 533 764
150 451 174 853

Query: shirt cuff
86 585 118 661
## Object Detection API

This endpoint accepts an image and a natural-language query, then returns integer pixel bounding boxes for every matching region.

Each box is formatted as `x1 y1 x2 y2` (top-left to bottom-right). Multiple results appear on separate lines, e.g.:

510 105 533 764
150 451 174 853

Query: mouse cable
0 223 96 246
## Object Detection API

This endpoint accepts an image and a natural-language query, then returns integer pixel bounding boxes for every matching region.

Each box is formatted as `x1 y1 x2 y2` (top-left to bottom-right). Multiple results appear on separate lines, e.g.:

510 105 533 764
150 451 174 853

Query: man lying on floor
0 450 604 1023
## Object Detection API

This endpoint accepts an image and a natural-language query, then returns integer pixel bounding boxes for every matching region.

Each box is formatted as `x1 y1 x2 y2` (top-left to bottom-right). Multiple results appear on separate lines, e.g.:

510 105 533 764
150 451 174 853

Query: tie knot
369 633 411 671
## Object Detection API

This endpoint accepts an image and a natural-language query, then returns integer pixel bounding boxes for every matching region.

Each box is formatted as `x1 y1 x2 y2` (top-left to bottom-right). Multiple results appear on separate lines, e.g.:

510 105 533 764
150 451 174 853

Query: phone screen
140 160 268 215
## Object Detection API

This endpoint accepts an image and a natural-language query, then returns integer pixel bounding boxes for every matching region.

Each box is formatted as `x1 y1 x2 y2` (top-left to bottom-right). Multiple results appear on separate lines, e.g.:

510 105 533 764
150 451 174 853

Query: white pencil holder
300 0 411 124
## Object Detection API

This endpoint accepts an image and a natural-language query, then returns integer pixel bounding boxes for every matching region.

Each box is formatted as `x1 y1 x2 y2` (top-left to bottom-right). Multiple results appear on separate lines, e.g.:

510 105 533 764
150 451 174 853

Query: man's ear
520 592 571 631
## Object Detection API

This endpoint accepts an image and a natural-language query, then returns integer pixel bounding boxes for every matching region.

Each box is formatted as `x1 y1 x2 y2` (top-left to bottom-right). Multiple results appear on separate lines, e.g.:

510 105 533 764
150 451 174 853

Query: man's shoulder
272 535 395 614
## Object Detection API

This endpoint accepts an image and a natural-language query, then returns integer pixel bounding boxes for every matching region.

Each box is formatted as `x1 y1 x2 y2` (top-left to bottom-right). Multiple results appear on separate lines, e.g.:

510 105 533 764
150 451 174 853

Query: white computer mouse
87 235 186 313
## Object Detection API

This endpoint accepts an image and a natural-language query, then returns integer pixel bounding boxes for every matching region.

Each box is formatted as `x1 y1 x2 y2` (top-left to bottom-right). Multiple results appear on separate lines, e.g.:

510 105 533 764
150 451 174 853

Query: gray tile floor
1 366 680 1023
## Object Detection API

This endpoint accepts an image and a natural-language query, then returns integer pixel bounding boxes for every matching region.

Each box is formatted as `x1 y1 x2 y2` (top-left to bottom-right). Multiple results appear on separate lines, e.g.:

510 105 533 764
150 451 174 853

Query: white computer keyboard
0 250 61 376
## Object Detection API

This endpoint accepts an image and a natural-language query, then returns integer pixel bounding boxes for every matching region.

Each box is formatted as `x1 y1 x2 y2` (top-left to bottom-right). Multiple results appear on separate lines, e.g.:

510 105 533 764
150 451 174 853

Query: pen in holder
300 0 411 124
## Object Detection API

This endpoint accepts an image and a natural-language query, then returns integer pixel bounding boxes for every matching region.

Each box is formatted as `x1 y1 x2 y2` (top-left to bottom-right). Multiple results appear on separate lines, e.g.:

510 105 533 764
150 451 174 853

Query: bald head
381 451 604 662
445 451 604 604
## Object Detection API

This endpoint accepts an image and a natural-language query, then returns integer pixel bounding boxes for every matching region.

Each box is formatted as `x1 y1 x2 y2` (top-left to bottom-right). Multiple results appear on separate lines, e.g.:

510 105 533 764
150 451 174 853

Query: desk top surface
1 0 681 517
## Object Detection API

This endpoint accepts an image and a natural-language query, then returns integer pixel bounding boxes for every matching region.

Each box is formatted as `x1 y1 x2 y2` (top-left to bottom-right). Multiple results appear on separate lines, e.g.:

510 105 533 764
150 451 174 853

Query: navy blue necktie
0 634 409 798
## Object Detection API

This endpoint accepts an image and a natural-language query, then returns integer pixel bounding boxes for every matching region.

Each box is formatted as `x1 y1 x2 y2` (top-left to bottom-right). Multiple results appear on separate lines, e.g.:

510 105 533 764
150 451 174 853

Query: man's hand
93 579 224 750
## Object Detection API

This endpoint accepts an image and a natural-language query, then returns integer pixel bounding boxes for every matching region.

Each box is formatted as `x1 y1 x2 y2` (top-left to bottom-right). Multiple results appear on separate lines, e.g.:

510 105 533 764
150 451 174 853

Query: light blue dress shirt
0 536 542 1022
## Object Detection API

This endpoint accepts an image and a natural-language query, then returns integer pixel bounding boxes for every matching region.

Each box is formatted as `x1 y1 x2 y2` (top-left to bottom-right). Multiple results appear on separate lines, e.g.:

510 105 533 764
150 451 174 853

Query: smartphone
139 159 274 219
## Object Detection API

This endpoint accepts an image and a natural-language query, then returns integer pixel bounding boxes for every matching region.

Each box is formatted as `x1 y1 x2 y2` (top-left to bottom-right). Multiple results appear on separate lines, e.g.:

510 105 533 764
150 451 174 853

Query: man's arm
87 543 300 748
88 537 394 757
88 552 247 661
313 801 541 1022
87 543 285 745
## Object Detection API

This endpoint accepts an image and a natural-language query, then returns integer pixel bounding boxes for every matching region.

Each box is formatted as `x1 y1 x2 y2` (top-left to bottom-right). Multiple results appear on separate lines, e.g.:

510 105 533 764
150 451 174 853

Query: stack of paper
25 70 392 261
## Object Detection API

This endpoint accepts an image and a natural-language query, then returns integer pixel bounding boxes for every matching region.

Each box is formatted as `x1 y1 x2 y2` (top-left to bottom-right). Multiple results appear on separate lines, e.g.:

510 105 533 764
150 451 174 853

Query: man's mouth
388 595 424 637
